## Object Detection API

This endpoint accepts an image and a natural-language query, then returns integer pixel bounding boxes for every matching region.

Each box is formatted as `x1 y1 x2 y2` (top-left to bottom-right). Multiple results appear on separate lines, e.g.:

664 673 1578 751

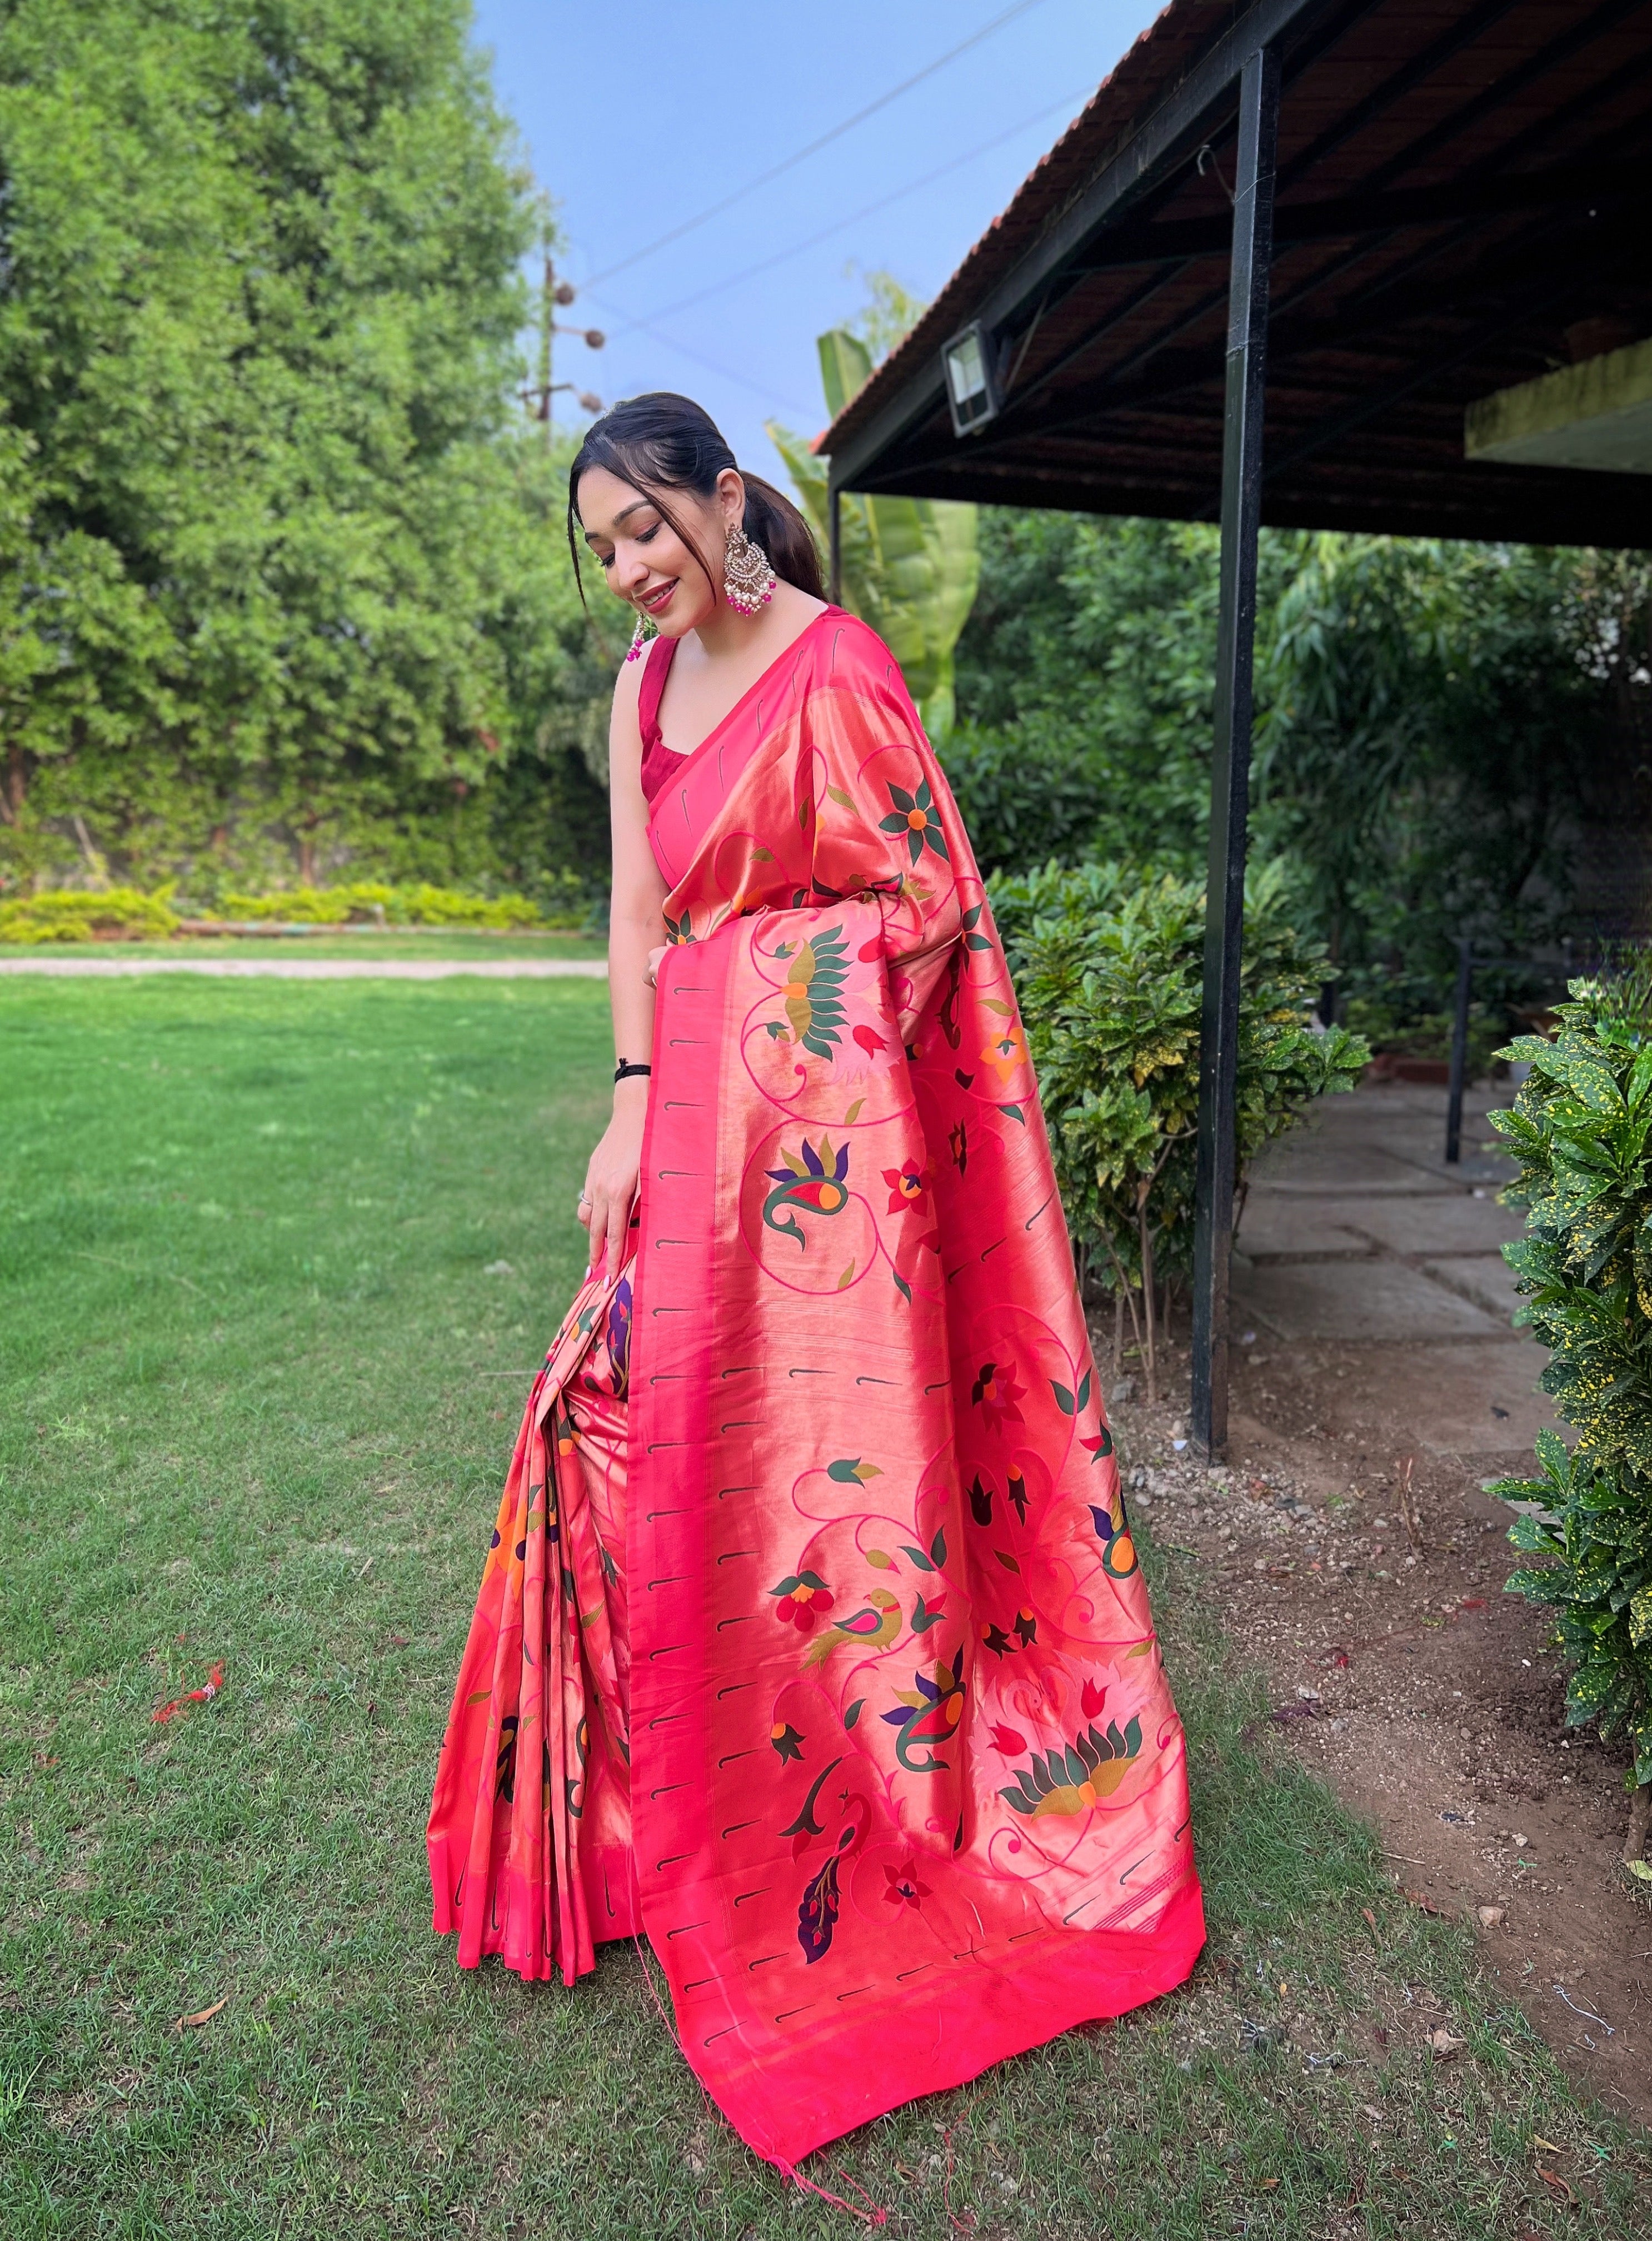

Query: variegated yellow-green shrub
218 882 580 929
0 887 181 942
1490 969 1652 1870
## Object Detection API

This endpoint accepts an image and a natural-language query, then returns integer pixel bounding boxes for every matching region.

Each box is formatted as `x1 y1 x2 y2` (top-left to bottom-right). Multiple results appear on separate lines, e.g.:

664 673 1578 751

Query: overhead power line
580 294 816 420
582 0 1055 289
608 82 1098 341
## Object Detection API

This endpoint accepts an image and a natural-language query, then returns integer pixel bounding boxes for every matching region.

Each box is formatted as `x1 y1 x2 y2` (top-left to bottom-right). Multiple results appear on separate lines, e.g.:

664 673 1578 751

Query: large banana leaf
767 328 979 742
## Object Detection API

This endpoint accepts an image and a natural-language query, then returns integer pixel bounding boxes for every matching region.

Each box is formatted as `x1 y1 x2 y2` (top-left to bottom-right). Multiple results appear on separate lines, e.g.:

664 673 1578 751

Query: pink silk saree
427 610 1204 2168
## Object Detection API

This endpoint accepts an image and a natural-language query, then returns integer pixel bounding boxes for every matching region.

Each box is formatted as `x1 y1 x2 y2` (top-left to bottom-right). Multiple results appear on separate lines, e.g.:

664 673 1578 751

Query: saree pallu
429 610 1205 2167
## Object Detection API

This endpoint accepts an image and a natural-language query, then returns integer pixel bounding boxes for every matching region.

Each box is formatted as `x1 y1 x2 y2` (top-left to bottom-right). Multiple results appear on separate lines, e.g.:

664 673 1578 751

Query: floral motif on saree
428 611 1204 2169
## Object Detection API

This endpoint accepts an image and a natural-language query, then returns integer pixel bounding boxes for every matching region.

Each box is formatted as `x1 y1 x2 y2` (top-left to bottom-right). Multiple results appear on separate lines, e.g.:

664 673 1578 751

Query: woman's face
577 463 741 639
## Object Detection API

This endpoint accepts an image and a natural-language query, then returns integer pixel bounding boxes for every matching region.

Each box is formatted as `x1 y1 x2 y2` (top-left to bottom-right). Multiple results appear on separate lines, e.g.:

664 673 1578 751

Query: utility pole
521 206 605 440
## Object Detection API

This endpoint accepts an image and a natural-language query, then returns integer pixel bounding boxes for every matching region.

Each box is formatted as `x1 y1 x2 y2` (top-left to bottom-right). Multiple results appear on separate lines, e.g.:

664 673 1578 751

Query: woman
427 394 1204 2174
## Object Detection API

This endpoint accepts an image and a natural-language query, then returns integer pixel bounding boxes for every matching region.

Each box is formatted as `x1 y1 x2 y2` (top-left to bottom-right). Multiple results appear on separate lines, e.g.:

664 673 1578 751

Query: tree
0 0 607 894
949 511 1648 998
1257 537 1621 987
949 511 1252 874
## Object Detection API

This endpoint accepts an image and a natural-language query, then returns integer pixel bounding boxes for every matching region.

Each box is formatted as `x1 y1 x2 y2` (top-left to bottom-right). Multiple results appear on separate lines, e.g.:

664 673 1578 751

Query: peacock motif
796 1794 869 1964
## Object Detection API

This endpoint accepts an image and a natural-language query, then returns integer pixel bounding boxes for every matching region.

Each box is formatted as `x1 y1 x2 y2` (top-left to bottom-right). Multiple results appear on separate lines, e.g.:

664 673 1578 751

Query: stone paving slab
0 957 608 980
1241 1137 1460 1196
1240 1191 1523 1259
1421 1253 1526 1322
1235 1197 1379 1258
1248 1081 1516 1192
1232 1255 1509 1343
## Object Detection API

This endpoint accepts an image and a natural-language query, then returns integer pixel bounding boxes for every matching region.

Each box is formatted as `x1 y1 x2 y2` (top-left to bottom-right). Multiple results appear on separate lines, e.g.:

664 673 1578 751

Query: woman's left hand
577 1079 647 1283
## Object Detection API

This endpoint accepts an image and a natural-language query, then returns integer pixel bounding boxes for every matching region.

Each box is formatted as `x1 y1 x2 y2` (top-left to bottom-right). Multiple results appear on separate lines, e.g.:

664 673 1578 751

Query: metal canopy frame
823 0 1652 1458
828 0 1333 506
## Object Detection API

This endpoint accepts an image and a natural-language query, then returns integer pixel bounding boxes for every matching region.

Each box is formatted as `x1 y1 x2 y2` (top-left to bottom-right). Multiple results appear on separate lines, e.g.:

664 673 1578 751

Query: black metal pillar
1190 43 1280 1465
1445 938 1473 1164
828 484 842 605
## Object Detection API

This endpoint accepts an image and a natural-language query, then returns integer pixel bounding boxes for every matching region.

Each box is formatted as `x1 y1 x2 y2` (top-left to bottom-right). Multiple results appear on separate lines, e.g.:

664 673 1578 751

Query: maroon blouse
636 608 849 820
637 633 684 807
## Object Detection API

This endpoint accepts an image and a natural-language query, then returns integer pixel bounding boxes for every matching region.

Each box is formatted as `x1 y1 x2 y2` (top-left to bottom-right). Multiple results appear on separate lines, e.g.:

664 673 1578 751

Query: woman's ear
714 467 746 528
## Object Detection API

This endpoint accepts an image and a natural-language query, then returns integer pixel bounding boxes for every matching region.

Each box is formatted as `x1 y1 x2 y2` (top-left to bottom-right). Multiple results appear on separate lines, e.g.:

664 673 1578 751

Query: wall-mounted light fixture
942 321 999 437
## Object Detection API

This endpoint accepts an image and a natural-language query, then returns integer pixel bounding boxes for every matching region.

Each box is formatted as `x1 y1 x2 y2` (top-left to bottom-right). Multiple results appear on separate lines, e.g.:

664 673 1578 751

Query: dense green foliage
1261 539 1644 992
1490 972 1652 1805
992 859 1367 1374
949 514 1651 999
936 720 1106 875
0 0 612 900
951 513 1238 878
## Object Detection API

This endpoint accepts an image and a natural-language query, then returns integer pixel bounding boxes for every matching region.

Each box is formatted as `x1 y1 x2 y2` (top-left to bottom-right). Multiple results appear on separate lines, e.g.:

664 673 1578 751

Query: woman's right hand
577 1079 648 1282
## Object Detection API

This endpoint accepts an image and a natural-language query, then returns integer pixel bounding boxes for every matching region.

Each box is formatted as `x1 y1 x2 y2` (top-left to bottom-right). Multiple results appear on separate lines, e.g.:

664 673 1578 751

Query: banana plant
768 328 979 742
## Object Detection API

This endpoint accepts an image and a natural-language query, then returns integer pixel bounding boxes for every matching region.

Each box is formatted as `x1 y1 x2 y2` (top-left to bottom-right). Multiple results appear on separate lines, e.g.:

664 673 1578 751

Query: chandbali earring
723 520 776 615
624 607 658 663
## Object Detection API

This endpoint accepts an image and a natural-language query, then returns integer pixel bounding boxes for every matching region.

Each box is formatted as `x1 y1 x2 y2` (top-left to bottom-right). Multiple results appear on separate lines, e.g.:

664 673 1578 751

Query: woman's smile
638 577 677 615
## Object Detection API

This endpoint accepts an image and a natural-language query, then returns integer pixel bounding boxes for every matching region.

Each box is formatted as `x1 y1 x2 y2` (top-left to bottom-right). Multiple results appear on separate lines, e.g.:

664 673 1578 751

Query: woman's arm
579 658 669 1282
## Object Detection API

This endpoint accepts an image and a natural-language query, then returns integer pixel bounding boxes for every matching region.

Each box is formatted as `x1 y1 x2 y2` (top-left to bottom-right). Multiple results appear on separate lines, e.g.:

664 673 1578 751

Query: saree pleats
427 1262 638 1983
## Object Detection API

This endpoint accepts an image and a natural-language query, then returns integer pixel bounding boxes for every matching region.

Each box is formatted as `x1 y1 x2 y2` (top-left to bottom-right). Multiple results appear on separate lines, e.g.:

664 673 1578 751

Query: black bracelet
614 1060 652 1083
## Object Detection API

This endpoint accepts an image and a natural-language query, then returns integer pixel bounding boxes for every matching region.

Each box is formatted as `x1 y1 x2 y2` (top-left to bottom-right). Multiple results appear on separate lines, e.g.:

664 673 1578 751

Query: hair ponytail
735 471 825 604
567 392 825 605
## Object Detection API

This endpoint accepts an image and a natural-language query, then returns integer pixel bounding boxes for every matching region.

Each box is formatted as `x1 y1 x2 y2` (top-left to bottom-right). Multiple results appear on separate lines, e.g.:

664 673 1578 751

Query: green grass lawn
2 980 1646 2240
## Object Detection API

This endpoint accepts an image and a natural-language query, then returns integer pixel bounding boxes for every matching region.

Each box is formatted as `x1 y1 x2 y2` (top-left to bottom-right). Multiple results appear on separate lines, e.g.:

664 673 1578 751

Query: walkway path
1231 1078 1534 1453
0 956 608 979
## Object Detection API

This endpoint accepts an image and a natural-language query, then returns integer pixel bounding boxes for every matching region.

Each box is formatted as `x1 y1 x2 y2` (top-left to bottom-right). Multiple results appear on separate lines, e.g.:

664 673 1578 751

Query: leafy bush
993 858 1367 1390
1490 969 1652 1854
0 878 597 941
0 887 180 943
217 881 582 929
939 720 1102 876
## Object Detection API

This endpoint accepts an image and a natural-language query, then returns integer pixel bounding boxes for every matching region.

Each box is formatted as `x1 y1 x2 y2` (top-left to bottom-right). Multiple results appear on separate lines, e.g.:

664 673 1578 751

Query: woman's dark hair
567 391 825 606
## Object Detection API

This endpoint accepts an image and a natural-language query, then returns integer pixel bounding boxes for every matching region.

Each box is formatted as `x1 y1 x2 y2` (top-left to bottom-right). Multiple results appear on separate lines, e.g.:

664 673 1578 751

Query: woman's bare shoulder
608 643 647 808
611 648 645 716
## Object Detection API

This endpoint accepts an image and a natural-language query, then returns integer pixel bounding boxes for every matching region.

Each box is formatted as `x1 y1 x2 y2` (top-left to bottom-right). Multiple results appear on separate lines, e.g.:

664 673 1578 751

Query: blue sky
469 0 1164 474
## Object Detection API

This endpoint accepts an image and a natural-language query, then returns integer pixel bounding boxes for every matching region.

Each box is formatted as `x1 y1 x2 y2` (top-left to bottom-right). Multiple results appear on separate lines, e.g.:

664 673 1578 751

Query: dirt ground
1101 1080 1652 2133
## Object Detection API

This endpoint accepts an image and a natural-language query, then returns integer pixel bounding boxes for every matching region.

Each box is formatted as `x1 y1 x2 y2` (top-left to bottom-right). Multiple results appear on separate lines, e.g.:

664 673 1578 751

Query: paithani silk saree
428 609 1204 2169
